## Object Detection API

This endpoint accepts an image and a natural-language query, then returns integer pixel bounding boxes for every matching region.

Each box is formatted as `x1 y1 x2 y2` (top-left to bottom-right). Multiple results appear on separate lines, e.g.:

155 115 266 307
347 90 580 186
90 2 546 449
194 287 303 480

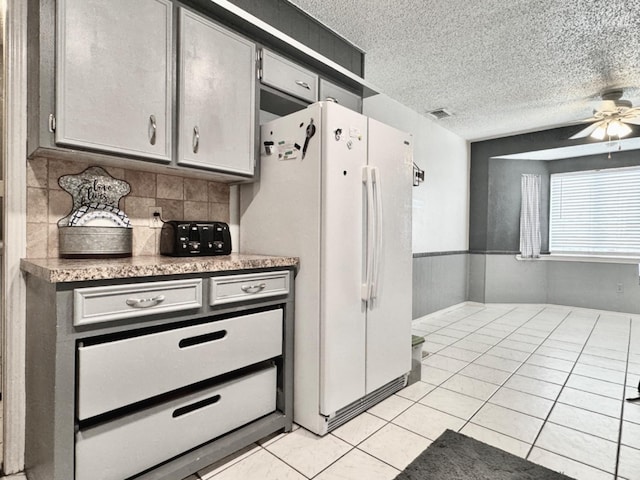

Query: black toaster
160 221 232 256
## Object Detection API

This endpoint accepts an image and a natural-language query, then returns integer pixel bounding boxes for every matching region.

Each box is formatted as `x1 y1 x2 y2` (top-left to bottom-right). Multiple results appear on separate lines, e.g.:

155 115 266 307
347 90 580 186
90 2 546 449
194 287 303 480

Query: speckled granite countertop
21 253 299 283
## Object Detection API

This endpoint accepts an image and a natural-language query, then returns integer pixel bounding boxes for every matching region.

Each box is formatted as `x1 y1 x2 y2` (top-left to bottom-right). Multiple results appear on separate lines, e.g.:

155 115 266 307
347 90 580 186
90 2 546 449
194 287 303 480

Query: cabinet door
179 9 256 176
56 0 173 162
319 79 362 113
261 50 318 104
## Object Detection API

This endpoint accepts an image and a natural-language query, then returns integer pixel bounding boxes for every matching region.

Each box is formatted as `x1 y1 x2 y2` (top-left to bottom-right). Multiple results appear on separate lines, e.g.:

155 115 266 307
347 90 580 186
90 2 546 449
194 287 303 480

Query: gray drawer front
75 366 276 480
74 278 203 326
209 270 290 305
77 308 282 420
319 79 362 113
261 49 318 103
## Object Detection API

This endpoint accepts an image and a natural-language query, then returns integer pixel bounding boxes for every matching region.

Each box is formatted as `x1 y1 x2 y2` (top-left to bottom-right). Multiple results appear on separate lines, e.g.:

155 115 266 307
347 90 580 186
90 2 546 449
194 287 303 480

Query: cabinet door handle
325 96 339 103
125 294 165 308
295 80 311 90
149 115 157 146
193 126 200 154
240 283 266 294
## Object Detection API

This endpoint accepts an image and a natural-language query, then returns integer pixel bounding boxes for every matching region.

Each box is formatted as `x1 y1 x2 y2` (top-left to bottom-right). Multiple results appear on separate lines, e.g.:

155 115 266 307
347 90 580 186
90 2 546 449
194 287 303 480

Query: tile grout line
419 306 523 384
523 309 605 461
428 306 533 364
201 305 635 480
423 307 630 423
418 308 626 478
613 316 634 480
457 306 574 436
260 446 316 479
529 445 617 478
425 306 563 399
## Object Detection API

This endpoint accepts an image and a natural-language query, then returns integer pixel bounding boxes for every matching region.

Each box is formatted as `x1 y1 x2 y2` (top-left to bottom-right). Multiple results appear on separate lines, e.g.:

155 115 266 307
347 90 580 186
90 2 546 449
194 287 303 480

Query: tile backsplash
26 157 230 258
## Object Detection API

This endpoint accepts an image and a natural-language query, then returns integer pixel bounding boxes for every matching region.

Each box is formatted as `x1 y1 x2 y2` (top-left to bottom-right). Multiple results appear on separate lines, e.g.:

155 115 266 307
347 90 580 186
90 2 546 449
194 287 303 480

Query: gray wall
486 159 549 253
470 127 640 254
469 156 549 253
469 254 640 314
418 126 640 318
413 252 468 318
469 125 640 314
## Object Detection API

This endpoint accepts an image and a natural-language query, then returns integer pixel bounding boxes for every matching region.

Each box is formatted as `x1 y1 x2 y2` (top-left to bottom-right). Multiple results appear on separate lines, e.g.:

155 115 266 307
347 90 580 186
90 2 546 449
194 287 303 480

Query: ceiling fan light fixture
588 119 633 140
606 119 632 138
590 123 608 140
571 89 639 141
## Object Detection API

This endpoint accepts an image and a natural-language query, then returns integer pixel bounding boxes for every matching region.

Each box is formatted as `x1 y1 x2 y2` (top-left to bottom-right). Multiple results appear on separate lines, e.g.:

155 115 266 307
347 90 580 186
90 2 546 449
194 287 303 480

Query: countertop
20 253 300 283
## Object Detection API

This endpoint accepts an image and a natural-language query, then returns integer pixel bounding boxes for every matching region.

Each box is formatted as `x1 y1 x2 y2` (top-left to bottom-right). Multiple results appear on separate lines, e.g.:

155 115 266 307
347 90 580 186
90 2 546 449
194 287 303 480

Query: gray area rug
395 430 575 480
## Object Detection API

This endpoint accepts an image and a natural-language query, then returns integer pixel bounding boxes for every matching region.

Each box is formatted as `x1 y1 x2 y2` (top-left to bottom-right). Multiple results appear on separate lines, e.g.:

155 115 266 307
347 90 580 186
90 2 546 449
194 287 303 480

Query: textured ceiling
287 0 640 141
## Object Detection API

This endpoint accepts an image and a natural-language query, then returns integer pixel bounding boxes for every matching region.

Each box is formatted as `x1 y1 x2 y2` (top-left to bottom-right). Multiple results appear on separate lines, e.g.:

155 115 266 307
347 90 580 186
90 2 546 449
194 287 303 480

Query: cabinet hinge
48 113 56 133
257 49 263 80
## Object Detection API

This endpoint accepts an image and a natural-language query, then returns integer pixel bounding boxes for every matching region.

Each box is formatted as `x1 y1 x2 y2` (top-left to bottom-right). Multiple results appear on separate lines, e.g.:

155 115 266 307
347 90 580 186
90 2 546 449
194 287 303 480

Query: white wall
364 94 469 253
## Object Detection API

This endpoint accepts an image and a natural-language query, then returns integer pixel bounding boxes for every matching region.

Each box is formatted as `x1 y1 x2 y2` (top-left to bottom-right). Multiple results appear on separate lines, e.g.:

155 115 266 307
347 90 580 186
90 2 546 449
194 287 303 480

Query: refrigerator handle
361 166 374 302
371 167 383 301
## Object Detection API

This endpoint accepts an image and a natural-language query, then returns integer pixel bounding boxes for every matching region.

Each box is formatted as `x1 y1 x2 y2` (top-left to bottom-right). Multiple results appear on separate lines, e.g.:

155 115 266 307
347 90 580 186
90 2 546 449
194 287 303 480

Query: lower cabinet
24 268 295 480
76 366 276 480
77 308 283 420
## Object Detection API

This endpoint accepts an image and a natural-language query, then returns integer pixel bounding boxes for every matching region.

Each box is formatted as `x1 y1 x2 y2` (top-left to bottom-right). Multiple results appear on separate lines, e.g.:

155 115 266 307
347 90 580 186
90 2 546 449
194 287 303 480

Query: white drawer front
77 308 282 420
210 270 289 305
76 366 276 480
261 49 318 103
74 278 203 326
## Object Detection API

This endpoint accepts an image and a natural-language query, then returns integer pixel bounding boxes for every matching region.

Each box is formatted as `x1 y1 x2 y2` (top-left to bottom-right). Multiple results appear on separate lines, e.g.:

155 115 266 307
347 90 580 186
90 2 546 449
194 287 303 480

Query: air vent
427 108 452 120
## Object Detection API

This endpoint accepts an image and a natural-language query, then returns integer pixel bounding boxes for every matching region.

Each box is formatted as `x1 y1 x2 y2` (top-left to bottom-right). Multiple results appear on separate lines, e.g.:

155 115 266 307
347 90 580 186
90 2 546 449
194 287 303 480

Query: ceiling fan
569 89 640 140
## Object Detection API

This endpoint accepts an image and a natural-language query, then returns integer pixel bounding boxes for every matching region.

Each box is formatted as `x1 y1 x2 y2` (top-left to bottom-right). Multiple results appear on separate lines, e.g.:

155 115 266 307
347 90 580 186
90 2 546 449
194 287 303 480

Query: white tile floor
184 303 640 480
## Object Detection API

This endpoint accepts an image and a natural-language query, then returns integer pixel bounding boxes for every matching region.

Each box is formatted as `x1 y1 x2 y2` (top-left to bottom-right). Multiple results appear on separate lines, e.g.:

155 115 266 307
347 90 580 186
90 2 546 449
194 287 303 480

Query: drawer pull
172 394 221 418
240 283 267 294
295 80 311 90
125 295 166 309
179 330 227 348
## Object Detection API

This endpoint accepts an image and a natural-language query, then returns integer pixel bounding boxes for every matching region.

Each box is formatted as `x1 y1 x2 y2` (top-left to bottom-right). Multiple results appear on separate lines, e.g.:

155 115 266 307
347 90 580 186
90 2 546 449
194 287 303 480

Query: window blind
549 165 640 255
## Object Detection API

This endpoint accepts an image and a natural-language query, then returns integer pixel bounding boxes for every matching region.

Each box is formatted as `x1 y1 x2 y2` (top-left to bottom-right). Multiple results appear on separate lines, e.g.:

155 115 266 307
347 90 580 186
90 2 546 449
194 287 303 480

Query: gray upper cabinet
178 9 256 176
56 0 173 162
319 79 362 113
261 50 318 103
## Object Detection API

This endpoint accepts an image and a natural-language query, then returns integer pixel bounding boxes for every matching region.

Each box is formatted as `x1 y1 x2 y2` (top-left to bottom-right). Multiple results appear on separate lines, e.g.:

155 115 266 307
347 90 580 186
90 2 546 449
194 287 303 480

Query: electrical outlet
616 283 624 294
149 207 163 228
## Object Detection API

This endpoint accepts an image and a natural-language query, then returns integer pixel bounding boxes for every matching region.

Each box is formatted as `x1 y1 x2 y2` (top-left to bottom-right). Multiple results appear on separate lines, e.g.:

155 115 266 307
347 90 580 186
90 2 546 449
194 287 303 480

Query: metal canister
58 226 132 258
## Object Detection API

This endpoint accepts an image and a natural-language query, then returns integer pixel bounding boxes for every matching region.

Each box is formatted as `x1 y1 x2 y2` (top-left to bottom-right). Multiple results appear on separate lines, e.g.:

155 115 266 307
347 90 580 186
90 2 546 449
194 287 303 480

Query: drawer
261 49 318 103
319 79 362 113
75 366 276 480
73 278 203 326
209 270 290 306
77 308 282 420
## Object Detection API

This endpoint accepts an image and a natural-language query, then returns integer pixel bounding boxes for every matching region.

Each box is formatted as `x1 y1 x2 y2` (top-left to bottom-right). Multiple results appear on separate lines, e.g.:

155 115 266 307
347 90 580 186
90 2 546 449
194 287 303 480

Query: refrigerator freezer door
240 104 325 432
319 102 369 415
365 118 413 394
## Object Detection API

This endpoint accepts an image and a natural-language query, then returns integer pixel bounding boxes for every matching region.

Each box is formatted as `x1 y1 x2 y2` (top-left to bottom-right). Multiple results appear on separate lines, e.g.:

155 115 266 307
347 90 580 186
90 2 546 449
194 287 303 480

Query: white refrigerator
240 101 413 435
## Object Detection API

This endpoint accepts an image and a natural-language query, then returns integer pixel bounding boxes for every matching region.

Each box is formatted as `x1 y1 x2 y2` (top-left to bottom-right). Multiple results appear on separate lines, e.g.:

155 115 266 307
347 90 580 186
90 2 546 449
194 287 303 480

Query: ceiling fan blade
621 116 640 125
569 121 602 139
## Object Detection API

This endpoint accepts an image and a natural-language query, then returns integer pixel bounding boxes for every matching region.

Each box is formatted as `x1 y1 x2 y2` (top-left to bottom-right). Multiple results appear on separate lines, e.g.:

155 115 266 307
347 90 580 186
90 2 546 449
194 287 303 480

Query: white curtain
519 174 541 258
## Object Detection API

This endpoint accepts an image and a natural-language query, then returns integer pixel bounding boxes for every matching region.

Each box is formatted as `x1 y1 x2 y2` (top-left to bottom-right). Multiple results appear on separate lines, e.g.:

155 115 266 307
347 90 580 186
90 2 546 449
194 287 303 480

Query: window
549 165 640 256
